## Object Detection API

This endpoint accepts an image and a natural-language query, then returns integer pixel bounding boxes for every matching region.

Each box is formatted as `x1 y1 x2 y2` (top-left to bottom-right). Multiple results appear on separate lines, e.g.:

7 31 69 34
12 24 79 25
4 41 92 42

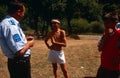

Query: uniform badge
13 34 21 42
9 20 15 25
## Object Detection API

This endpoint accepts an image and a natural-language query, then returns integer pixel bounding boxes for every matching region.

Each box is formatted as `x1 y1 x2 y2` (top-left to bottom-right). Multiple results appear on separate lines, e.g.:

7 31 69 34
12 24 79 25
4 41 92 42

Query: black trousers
96 66 120 78
8 56 31 78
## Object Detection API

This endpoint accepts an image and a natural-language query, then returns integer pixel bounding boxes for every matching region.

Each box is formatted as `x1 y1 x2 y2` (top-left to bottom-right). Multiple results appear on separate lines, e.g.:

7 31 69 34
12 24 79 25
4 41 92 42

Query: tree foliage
0 0 119 35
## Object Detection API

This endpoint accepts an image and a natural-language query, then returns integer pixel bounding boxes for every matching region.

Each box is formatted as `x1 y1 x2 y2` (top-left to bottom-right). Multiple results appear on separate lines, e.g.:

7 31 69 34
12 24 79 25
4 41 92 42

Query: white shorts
48 50 66 64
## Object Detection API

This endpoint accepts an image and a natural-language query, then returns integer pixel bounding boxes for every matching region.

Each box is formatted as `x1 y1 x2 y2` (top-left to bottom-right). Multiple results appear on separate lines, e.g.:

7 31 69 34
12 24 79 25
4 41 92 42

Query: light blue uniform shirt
0 15 30 59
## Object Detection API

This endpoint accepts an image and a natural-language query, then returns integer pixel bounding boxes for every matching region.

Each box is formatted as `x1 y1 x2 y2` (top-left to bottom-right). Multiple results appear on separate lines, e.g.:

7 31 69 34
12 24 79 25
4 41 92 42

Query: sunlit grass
0 37 101 78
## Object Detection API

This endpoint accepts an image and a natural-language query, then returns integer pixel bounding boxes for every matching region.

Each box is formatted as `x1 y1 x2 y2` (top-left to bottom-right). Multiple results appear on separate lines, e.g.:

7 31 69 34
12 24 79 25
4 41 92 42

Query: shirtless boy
44 19 70 78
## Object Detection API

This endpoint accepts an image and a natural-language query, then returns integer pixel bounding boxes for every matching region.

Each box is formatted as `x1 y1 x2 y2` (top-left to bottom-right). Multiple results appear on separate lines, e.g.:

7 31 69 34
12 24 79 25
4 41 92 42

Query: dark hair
102 12 118 22
7 2 24 14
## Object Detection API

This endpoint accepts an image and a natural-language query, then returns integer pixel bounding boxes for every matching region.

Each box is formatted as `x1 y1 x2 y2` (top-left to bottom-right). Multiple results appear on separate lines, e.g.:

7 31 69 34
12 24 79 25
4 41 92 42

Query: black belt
14 55 30 60
8 55 30 60
8 55 30 64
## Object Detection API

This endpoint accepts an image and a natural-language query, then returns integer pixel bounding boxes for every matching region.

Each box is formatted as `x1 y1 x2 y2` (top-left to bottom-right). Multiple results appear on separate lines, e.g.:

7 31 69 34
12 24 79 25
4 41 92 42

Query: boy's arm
44 32 51 49
52 30 67 47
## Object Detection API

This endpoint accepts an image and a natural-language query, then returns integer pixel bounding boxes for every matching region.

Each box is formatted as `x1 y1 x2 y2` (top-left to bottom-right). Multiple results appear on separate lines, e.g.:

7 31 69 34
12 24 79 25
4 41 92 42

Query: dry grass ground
0 35 101 78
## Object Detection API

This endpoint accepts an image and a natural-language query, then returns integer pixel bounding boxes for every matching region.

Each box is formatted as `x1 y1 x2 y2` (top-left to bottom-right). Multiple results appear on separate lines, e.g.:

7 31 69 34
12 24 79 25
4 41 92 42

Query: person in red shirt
97 12 120 78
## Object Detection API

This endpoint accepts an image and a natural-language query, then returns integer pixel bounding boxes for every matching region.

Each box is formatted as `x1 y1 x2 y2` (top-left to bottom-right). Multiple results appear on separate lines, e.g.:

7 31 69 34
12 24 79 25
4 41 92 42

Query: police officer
0 2 34 78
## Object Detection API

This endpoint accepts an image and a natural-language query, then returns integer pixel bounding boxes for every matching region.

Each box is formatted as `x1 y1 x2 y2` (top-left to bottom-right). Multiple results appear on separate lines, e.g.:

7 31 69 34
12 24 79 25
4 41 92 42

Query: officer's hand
27 36 35 47
28 40 35 47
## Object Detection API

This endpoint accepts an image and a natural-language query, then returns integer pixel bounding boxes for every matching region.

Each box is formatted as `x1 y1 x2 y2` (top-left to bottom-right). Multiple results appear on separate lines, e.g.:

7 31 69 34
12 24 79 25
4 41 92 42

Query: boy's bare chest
53 32 61 39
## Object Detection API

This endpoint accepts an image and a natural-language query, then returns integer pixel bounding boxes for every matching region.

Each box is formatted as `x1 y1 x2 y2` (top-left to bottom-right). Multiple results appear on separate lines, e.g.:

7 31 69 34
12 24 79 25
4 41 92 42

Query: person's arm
97 35 103 51
16 39 34 56
44 32 51 49
51 30 67 47
98 35 105 52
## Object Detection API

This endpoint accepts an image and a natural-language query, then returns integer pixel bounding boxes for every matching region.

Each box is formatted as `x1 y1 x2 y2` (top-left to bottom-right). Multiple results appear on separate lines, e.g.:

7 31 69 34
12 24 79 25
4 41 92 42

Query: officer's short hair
7 1 24 14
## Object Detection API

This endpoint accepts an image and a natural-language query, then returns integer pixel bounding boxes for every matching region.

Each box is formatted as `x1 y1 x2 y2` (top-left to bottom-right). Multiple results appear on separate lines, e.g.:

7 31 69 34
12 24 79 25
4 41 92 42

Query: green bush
88 21 104 33
70 18 104 34
71 18 89 34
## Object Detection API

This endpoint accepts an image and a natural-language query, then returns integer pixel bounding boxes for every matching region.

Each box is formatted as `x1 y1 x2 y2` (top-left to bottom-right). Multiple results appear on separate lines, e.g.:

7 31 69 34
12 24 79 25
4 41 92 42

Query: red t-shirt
101 30 120 71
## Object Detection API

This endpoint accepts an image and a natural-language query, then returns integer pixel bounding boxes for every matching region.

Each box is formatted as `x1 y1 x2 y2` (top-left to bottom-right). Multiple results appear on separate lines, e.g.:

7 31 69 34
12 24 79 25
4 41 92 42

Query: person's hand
26 36 35 47
98 46 103 52
28 40 35 47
